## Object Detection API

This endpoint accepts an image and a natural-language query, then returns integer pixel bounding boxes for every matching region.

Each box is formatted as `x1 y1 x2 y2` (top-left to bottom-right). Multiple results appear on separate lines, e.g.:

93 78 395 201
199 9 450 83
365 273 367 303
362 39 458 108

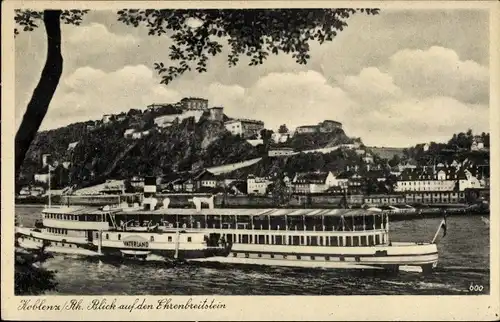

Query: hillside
368 147 406 160
18 108 266 189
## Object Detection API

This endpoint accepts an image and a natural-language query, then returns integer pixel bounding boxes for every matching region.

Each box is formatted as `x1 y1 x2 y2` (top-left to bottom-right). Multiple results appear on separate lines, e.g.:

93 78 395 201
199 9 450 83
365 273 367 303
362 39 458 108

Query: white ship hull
189 242 438 272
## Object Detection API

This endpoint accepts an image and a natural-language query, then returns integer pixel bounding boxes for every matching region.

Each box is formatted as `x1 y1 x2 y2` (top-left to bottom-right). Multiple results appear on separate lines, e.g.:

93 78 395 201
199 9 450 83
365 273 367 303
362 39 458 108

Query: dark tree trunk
15 10 63 180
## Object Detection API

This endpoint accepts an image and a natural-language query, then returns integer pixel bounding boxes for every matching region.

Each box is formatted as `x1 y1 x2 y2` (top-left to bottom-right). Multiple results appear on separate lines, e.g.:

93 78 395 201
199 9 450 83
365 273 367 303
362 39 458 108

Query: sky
15 9 490 147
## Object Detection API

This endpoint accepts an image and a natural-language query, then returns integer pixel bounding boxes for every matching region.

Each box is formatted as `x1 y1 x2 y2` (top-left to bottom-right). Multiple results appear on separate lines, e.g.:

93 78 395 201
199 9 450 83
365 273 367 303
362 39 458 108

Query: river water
15 205 490 295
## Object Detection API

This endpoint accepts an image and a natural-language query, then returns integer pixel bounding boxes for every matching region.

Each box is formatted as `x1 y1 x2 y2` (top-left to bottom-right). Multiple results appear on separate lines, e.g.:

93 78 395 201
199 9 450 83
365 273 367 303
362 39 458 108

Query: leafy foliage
116 9 379 85
15 242 57 295
401 129 490 166
14 9 89 35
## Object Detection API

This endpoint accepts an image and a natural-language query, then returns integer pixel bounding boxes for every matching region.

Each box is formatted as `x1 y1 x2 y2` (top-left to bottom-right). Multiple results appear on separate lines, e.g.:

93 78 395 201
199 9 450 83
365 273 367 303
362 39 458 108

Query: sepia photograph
2 0 499 320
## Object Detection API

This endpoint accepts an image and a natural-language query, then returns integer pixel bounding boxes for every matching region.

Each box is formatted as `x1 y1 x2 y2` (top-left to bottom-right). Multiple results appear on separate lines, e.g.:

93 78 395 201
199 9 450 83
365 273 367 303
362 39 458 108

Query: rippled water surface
16 206 490 295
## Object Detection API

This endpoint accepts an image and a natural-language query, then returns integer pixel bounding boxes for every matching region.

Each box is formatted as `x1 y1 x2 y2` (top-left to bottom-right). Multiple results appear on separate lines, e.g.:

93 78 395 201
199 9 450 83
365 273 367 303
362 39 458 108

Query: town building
458 166 487 191
209 106 224 121
271 132 291 144
395 167 462 192
295 125 318 134
471 136 485 151
100 180 126 195
363 194 406 206
194 170 218 189
130 176 145 189
319 120 343 131
102 114 112 124
224 119 265 138
403 191 466 204
362 153 374 164
268 147 296 157
19 186 45 197
295 120 343 134
34 173 53 184
180 97 208 110
42 154 51 167
292 171 337 194
247 175 273 195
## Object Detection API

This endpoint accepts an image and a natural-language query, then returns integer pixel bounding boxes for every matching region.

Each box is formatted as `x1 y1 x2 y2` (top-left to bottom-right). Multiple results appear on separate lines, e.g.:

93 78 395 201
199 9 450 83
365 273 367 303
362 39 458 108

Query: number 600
469 283 484 292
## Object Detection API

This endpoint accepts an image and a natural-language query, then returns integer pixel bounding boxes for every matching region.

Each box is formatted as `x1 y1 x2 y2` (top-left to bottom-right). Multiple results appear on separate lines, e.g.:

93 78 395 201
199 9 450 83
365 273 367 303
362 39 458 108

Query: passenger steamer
16 197 444 273
15 203 231 261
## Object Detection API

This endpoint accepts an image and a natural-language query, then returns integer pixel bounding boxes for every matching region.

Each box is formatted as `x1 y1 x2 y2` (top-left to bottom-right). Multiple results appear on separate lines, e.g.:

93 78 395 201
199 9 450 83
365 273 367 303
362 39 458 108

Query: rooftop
116 208 386 217
294 171 331 183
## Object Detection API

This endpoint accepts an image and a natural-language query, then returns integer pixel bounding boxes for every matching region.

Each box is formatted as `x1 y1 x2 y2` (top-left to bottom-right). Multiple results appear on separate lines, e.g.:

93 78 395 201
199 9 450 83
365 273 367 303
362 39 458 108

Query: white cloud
235 70 356 131
63 23 139 54
348 96 489 147
37 65 182 130
387 46 489 104
339 67 402 104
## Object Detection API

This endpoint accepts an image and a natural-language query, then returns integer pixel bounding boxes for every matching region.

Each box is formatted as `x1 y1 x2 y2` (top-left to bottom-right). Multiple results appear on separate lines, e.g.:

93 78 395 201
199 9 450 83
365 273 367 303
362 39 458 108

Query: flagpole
48 165 51 208
431 219 444 244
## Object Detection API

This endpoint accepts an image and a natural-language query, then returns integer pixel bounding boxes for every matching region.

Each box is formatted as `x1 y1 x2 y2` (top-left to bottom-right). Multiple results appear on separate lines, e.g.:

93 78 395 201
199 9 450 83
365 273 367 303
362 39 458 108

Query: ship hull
16 227 229 261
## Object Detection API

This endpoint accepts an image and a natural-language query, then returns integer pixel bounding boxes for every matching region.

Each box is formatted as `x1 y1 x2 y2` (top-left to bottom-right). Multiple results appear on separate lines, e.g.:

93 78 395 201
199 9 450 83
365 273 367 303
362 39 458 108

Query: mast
174 229 180 260
48 165 52 208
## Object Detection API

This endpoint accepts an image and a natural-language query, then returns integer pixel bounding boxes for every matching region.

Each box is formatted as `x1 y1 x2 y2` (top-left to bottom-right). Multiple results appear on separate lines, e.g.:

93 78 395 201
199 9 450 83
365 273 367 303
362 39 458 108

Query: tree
15 241 58 295
278 124 289 134
15 8 379 180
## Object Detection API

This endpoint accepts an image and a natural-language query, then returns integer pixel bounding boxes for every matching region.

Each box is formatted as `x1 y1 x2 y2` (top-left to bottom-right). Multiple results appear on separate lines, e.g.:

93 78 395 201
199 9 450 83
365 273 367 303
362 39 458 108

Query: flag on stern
441 214 447 238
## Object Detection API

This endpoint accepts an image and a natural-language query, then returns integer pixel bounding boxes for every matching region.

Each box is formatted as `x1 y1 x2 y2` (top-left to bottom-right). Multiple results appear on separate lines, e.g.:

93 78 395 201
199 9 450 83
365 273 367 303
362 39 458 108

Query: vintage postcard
2 0 499 320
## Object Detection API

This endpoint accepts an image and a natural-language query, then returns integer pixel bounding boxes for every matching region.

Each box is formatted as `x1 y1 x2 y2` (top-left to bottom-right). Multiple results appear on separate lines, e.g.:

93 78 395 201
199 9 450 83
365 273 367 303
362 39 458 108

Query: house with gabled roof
292 171 337 194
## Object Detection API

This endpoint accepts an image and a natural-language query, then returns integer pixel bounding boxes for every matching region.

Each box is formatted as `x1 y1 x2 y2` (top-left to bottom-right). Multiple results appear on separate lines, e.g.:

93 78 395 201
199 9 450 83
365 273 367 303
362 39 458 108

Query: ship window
283 254 287 259
310 256 315 260
258 253 262 258
310 236 318 246
330 237 338 246
270 254 274 259
346 237 352 247
325 237 330 246
275 235 283 245
368 235 374 246
106 234 109 240
249 235 253 243
258 235 265 244
187 237 192 242
300 236 304 245
325 256 330 261
118 234 121 241
168 236 173 242
319 237 323 246
233 252 237 257
150 236 155 242
360 236 367 246
291 236 300 245
245 253 249 258
265 235 269 244
375 235 380 244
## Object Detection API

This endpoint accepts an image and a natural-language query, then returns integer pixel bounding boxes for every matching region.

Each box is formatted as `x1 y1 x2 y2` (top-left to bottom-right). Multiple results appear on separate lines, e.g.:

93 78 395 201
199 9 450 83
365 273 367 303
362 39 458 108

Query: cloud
63 23 140 55
36 65 182 130
348 96 489 147
235 70 356 131
339 67 402 104
387 46 489 104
